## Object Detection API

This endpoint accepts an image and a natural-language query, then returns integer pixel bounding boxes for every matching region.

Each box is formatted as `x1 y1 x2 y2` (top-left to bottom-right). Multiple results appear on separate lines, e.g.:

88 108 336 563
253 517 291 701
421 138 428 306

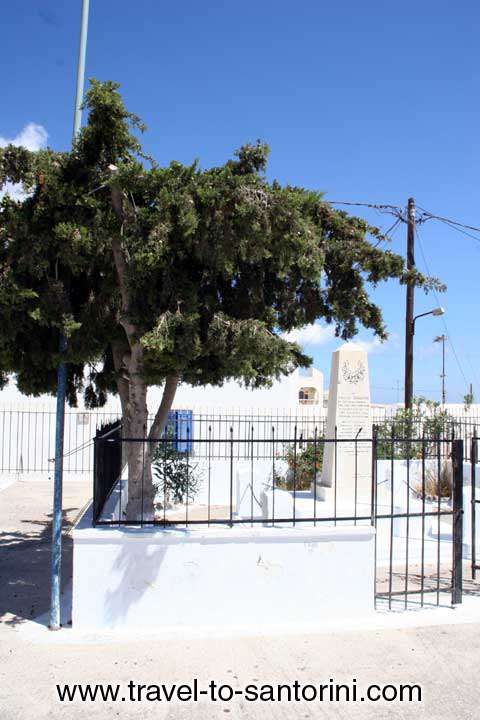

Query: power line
416 206 480 236
326 200 402 212
328 199 480 240
430 218 480 245
326 197 478 396
415 225 470 392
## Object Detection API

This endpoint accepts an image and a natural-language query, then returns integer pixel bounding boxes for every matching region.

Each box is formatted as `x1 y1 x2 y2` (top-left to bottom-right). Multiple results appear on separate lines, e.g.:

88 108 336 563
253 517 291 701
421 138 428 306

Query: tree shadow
0 508 78 627
101 528 171 627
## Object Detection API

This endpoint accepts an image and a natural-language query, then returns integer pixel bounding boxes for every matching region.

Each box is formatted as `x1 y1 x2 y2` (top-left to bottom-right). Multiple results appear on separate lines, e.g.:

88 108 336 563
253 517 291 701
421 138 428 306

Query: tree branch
147 374 179 457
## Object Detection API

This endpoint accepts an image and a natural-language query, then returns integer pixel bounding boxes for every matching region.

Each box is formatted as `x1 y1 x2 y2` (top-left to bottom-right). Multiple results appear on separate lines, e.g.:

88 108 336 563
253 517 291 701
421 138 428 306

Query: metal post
229 426 234 527
371 427 378 609
73 0 90 138
441 335 446 405
49 336 67 630
452 439 464 605
49 0 90 631
472 435 477 581
404 197 415 410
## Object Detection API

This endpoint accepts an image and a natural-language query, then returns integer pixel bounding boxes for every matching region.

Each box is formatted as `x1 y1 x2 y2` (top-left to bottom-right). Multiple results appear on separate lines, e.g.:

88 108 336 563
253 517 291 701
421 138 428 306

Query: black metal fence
92 421 122 524
0 409 325 473
92 428 468 608
372 437 464 609
0 406 478 473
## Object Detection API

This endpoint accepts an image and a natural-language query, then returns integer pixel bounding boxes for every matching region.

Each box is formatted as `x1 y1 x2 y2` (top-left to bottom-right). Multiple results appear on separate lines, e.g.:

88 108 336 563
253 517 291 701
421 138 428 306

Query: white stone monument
319 343 372 508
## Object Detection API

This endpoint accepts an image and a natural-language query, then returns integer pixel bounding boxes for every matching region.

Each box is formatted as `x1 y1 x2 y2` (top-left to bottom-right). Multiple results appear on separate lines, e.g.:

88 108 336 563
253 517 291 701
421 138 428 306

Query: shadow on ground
0 509 79 626
0 480 90 627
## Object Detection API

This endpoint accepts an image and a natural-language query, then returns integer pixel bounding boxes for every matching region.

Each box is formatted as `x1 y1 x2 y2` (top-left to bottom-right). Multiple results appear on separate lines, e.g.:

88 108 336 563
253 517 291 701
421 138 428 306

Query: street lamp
412 306 445 332
434 334 446 405
404 306 445 409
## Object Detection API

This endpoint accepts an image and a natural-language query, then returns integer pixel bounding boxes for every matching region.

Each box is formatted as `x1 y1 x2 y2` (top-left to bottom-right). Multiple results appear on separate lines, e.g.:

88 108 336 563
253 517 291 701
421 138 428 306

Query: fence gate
373 437 464 609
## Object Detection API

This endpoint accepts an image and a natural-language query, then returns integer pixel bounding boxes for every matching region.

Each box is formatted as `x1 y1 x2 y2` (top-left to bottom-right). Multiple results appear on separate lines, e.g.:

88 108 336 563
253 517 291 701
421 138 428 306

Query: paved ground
1 480 480 719
0 479 90 625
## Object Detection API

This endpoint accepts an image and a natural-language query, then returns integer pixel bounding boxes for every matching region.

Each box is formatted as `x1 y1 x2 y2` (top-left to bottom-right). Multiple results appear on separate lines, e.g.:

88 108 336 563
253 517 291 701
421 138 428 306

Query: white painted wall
72 504 375 630
0 367 325 413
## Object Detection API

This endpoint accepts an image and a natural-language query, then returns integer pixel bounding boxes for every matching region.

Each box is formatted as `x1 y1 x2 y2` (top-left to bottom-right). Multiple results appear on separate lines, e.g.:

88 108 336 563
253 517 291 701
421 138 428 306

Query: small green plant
375 397 457 460
275 438 324 491
152 439 202 506
464 390 474 412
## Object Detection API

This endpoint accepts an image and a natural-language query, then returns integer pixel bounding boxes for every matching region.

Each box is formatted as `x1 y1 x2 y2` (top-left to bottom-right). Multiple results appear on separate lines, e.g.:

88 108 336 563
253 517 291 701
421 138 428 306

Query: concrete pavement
1 479 479 719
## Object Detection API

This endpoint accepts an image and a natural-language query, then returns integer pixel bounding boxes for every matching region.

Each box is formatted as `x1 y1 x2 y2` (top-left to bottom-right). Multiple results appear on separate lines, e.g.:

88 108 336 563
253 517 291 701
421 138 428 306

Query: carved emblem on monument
341 360 366 385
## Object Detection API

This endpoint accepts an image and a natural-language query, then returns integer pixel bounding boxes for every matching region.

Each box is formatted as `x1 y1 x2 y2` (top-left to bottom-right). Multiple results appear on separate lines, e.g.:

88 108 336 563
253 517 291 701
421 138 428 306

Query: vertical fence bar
250 424 254 527
334 425 338 526
141 435 145 527
118 435 123 525
472 434 477 580
388 426 395 609
313 427 318 527
17 412 24 472
420 431 426 606
163 436 167 528
272 426 275 527
92 435 98 524
354 428 360 525
229 426 234 527
185 425 190 526
452 439 464 604
371 426 378 609
436 433 441 605
8 410 13 470
207 425 212 527
292 426 297 527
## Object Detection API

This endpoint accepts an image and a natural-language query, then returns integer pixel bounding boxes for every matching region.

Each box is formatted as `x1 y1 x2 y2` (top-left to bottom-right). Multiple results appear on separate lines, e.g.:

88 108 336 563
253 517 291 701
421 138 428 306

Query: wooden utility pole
404 197 415 409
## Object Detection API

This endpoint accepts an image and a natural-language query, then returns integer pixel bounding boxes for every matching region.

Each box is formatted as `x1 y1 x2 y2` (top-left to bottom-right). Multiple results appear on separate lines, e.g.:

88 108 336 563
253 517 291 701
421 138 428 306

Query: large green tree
0 80 440 518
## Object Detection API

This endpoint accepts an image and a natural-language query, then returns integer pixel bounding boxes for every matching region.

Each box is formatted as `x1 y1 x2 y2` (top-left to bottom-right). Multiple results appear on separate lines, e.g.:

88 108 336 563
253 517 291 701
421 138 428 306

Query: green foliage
0 79 443 409
375 397 457 460
464 391 474 410
275 438 324 491
152 440 201 505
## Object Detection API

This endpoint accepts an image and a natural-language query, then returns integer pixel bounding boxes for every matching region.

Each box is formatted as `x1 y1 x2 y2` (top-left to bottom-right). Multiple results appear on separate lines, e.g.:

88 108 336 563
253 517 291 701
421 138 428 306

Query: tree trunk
123 375 156 521
115 366 179 521
109 181 179 521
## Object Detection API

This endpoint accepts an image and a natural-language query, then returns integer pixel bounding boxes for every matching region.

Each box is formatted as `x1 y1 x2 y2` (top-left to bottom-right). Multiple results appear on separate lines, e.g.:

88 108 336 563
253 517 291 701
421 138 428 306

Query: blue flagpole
50 0 90 631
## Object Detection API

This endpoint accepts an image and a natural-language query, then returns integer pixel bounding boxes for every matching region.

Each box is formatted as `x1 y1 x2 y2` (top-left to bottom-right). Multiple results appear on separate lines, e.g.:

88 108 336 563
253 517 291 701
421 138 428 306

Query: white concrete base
72 504 375 631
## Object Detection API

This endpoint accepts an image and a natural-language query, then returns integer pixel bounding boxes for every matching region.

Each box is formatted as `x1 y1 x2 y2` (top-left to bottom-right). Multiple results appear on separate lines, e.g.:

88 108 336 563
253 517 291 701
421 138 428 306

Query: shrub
275 437 324 491
413 461 452 500
152 439 202 506
375 397 457 460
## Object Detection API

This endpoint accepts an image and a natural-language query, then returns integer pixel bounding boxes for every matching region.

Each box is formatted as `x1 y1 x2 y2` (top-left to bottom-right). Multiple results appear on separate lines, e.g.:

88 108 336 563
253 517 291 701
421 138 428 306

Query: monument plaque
319 343 372 505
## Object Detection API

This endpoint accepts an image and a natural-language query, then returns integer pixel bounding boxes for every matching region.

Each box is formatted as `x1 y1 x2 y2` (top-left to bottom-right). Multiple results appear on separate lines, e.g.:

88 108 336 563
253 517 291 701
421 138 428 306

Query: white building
0 367 325 413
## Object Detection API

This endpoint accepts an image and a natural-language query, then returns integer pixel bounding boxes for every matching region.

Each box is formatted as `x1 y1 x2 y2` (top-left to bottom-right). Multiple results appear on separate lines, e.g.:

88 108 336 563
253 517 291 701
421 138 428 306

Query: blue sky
2 0 479 403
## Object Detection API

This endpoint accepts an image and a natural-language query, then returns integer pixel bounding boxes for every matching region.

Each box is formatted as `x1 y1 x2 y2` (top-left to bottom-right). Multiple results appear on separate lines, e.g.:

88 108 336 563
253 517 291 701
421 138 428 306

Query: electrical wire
414 225 470 392
324 197 478 396
417 206 480 236
326 200 403 212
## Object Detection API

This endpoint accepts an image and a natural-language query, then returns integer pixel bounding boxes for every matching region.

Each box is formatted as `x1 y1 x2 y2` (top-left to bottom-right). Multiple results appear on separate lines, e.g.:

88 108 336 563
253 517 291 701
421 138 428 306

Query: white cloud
283 325 399 355
283 323 335 346
344 338 384 354
343 333 398 355
0 123 48 200
0 123 48 151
